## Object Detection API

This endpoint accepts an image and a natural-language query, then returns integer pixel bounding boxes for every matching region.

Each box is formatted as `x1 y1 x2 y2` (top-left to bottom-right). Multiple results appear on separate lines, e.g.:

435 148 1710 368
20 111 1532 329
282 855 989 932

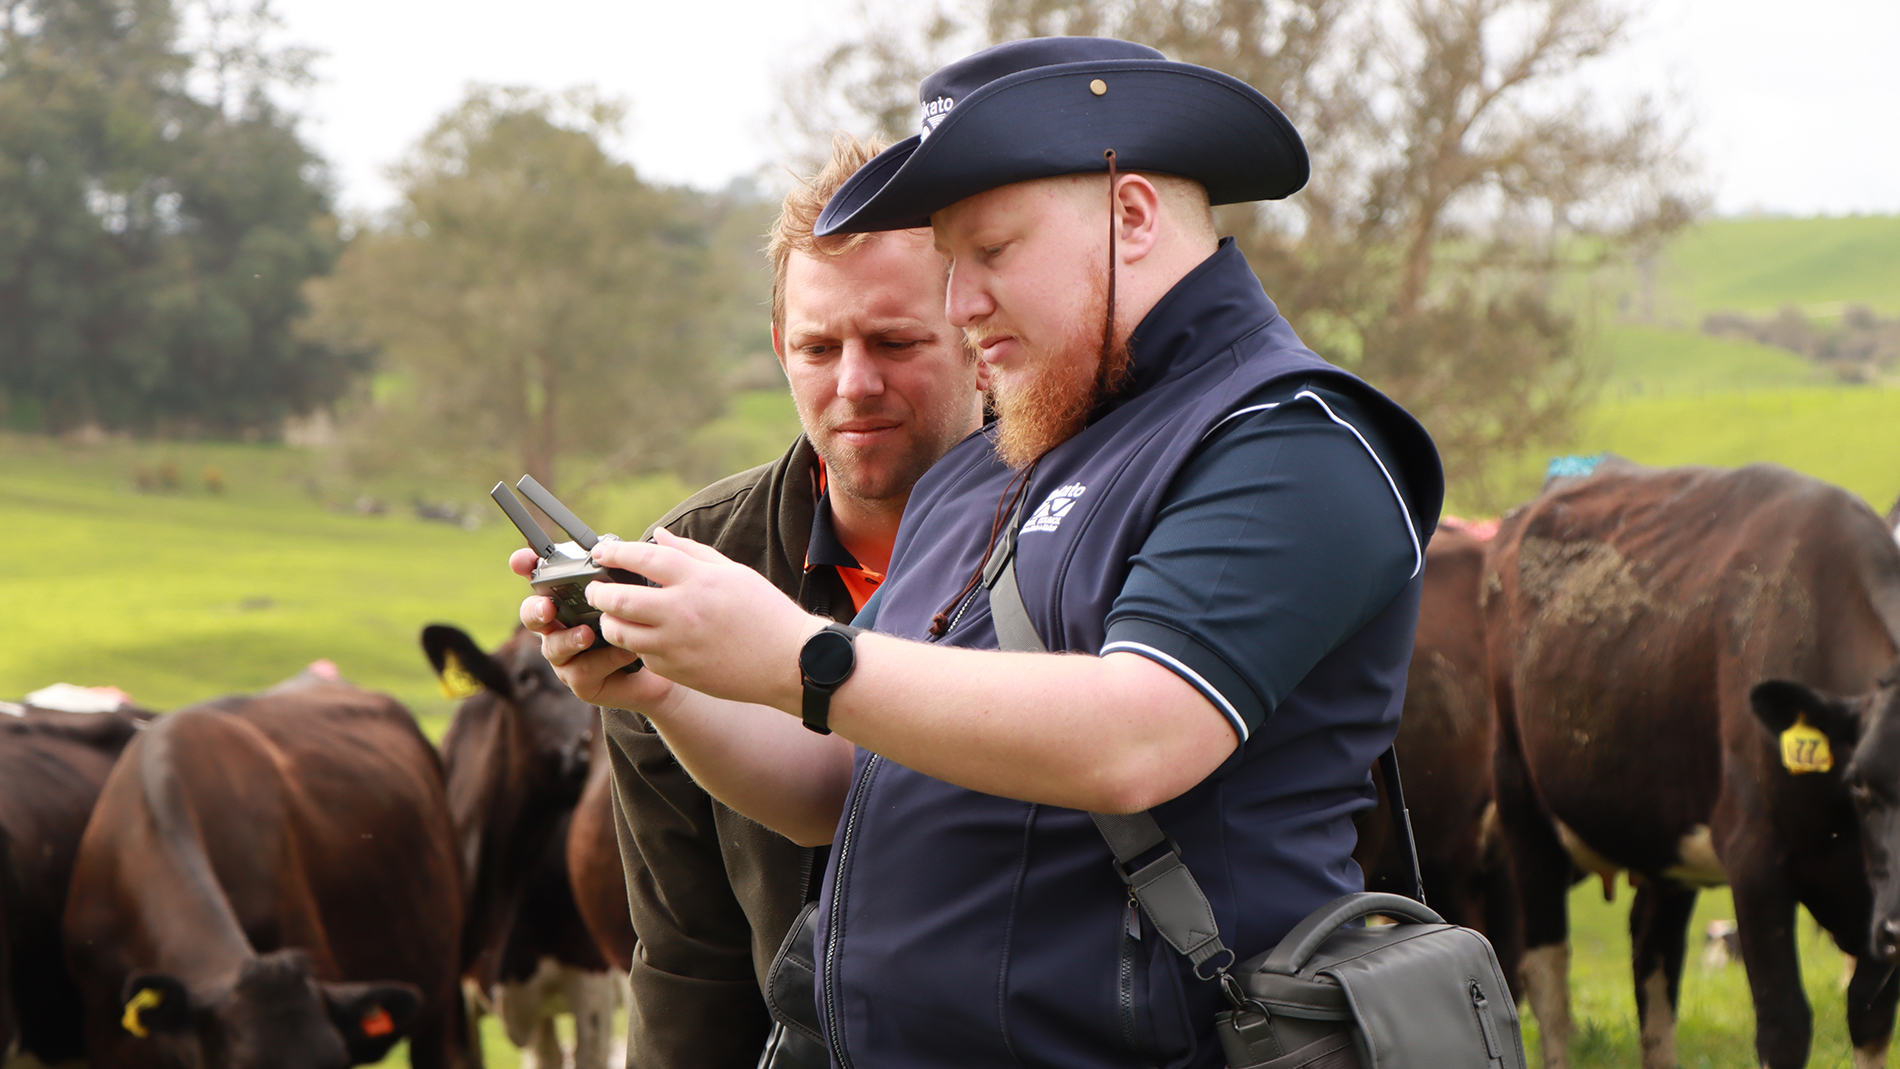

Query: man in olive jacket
600 135 987 1068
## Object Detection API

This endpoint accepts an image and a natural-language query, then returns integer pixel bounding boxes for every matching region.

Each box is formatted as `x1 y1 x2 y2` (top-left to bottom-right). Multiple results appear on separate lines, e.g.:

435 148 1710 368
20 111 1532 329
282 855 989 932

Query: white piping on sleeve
1204 392 1423 579
1205 401 1281 437
1100 640 1250 742
1292 389 1423 578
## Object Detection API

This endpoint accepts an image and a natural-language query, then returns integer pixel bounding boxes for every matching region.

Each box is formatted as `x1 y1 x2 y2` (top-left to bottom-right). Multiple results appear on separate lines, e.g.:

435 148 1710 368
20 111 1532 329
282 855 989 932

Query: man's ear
1751 679 1862 746
420 625 511 700
121 974 193 1038
320 980 421 1065
1113 173 1163 265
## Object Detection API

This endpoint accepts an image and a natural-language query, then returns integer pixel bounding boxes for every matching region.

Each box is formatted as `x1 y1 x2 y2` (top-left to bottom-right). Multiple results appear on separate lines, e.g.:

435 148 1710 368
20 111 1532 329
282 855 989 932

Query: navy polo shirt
1104 378 1421 739
856 381 1419 741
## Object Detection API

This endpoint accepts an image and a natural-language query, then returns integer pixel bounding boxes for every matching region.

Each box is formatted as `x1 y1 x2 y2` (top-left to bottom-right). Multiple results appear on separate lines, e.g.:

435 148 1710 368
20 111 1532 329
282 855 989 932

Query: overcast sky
266 0 1898 220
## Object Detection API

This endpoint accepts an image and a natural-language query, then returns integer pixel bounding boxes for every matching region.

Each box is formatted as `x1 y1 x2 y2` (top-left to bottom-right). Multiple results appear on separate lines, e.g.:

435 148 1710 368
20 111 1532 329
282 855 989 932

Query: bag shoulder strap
981 490 1427 976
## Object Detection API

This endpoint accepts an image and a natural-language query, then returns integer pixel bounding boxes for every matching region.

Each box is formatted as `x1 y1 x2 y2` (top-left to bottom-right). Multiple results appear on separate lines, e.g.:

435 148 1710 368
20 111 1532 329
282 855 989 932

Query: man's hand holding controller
494 476 665 709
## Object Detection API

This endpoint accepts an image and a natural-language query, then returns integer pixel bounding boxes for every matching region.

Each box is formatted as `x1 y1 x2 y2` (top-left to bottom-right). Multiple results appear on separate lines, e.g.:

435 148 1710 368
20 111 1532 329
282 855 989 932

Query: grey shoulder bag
986 504 1526 1069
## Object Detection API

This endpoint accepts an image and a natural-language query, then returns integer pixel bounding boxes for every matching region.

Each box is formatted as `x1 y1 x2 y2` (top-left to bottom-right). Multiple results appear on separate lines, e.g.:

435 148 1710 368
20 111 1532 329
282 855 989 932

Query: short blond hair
768 133 887 335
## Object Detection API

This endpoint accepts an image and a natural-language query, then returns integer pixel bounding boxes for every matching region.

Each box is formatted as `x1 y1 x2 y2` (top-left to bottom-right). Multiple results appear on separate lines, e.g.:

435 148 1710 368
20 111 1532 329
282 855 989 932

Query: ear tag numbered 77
1780 715 1833 775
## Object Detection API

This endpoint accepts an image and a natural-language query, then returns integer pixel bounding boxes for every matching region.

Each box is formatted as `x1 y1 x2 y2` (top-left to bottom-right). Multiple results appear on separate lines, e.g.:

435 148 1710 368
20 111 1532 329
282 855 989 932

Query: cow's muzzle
1875 918 1900 963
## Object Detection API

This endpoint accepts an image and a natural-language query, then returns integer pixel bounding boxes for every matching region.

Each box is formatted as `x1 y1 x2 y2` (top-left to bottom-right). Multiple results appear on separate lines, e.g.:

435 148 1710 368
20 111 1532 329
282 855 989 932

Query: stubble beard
986 273 1132 470
811 396 969 516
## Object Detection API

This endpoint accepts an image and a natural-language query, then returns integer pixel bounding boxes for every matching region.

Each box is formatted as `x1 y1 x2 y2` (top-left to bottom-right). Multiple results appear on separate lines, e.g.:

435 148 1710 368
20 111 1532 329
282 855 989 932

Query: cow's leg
1494 717 1573 1068
408 987 479 1069
560 968 622 1069
520 1015 564 1069
1481 844 1527 1004
1843 958 1898 1069
1731 876 1811 1069
1629 881 1698 1069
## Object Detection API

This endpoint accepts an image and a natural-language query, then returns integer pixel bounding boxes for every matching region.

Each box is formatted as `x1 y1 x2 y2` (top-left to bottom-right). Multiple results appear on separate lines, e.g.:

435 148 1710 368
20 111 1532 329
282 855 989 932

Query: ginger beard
984 269 1133 470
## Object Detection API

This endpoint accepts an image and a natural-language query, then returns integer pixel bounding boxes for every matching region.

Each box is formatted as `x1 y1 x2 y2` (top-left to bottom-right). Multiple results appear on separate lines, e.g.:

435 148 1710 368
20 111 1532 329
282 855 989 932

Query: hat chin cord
1103 149 1118 365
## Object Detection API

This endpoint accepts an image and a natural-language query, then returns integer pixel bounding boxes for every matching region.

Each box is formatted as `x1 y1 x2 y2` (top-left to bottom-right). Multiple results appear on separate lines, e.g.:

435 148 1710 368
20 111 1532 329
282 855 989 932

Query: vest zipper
930 584 981 642
822 753 882 1069
1118 892 1141 1051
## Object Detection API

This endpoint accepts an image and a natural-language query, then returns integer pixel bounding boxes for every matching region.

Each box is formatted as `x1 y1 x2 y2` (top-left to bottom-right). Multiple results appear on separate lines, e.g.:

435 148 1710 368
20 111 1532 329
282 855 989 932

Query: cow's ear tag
437 650 484 699
122 986 163 1038
360 1005 396 1038
1780 715 1833 774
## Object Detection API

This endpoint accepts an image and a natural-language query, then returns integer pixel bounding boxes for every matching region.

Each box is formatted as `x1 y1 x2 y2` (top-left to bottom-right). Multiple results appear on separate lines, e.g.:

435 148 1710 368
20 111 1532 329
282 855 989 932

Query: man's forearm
822 637 1236 813
643 686 855 846
583 535 1237 814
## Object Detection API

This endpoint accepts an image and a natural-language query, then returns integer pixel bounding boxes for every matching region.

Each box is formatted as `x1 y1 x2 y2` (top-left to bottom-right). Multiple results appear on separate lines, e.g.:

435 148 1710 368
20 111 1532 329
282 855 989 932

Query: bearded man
596 134 985 1069
521 37 1443 1068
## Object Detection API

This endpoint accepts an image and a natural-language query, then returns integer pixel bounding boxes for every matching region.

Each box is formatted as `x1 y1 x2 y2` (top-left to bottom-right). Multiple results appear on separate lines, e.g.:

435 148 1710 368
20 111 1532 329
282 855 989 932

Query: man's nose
944 263 992 328
836 341 885 401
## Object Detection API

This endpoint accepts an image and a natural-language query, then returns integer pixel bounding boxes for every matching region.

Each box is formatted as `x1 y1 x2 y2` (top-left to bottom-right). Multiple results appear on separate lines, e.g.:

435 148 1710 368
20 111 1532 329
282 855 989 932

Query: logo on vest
919 96 955 139
1022 483 1087 535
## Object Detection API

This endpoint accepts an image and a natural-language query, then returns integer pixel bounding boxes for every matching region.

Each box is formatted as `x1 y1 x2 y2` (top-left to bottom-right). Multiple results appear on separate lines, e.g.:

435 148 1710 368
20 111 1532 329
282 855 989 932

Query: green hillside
1663 214 1900 318
1593 323 1823 398
1499 214 1900 514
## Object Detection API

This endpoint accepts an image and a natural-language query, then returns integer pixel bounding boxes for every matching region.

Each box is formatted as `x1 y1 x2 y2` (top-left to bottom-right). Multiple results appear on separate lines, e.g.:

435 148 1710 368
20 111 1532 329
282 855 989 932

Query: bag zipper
1469 979 1502 1063
821 753 883 1069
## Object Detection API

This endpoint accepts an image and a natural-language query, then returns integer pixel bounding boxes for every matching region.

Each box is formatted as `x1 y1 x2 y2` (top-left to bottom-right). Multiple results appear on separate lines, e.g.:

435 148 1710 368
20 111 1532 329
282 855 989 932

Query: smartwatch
799 623 864 735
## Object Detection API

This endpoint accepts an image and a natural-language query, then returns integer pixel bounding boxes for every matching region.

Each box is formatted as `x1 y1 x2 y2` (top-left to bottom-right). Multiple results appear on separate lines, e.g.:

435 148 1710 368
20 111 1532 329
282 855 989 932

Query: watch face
801 628 856 689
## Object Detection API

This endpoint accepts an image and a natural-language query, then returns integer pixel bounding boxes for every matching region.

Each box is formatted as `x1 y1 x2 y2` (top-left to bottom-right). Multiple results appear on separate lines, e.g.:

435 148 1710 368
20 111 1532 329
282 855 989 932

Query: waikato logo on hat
920 95 955 140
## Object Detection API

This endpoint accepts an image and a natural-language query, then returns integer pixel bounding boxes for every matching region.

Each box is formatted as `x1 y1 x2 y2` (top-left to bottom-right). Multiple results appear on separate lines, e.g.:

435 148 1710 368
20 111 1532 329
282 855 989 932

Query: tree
0 0 348 436
306 87 743 492
784 0 1699 507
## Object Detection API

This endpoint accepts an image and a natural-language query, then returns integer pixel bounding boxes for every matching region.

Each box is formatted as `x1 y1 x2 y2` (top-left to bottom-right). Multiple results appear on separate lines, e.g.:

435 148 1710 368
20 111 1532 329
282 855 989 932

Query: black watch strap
799 623 864 735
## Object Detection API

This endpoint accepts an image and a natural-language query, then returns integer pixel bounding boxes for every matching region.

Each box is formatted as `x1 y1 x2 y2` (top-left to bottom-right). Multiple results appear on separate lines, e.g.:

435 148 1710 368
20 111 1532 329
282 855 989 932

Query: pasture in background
1530 883 1856 1069
0 430 711 731
1455 213 1900 513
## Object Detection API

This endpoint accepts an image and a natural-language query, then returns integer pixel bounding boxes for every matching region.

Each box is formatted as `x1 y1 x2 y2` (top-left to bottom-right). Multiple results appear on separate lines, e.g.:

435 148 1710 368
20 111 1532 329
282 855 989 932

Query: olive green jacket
601 435 850 1069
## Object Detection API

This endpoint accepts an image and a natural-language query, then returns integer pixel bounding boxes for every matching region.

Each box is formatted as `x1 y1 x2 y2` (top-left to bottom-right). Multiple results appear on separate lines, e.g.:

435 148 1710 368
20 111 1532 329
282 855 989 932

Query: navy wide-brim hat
814 36 1309 237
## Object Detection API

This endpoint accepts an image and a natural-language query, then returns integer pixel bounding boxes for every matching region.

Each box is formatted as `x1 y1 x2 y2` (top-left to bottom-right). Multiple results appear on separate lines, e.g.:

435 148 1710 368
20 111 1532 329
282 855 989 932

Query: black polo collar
806 488 864 573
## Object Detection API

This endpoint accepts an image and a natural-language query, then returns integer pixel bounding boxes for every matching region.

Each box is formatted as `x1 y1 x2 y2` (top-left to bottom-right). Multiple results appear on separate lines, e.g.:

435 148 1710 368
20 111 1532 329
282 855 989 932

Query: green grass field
1535 882 1859 1068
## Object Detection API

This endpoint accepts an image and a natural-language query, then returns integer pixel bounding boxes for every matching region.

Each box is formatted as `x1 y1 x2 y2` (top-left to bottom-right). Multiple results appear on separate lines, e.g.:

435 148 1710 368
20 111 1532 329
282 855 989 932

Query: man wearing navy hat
522 37 1443 1069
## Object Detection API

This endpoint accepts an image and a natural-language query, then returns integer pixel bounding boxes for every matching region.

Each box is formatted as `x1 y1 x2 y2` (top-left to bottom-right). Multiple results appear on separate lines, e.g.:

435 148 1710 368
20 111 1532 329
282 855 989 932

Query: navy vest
814 242 1443 1069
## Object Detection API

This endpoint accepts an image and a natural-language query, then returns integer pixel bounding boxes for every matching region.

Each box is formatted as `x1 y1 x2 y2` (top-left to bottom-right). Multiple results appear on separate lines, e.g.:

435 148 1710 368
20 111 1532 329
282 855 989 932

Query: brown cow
424 625 619 1069
487 811 621 1069
1 707 144 1064
62 678 467 1068
1486 462 1900 1069
1362 527 1522 970
567 720 637 974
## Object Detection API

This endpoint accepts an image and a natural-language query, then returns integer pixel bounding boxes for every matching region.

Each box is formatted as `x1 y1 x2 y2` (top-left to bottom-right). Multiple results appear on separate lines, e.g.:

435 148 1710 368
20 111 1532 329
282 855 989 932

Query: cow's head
423 624 596 975
120 951 419 1069
1752 675 1900 960
424 624 594 800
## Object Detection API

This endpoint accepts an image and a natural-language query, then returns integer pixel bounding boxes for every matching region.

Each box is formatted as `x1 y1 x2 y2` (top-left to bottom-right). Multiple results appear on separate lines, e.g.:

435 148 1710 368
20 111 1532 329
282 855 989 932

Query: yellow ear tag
437 650 484 700
123 986 163 1037
1780 715 1833 775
